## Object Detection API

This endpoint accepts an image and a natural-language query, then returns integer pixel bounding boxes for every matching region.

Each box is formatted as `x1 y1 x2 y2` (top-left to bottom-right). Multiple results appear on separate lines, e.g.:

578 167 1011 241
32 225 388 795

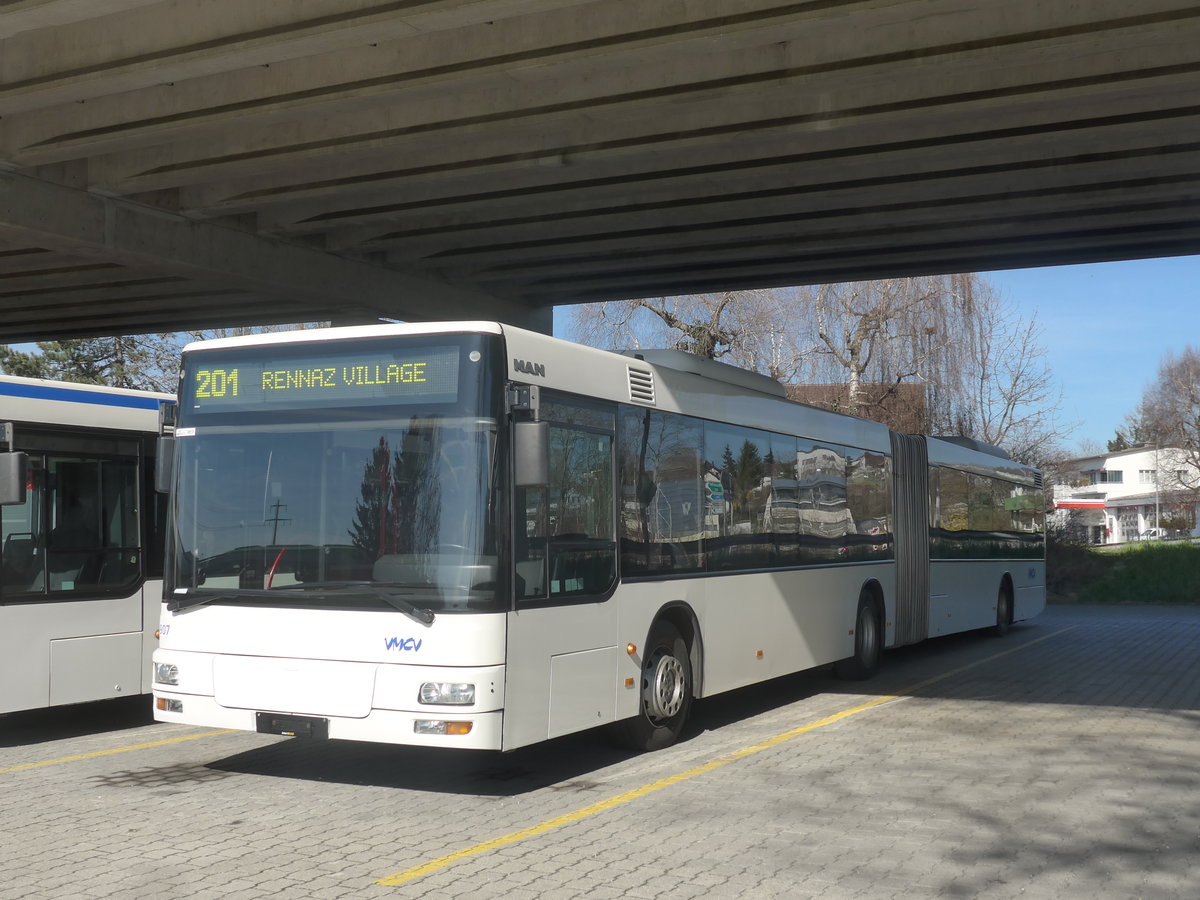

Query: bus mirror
0 452 28 506
158 400 178 434
155 436 175 493
514 421 548 487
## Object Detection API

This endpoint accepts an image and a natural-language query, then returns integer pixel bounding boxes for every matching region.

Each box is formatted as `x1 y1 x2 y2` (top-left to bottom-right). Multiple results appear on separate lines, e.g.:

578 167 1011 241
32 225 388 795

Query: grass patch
1048 536 1200 605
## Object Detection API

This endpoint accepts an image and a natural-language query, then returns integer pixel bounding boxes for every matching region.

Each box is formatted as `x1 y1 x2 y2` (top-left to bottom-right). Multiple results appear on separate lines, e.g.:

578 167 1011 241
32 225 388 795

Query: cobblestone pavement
2 604 1198 899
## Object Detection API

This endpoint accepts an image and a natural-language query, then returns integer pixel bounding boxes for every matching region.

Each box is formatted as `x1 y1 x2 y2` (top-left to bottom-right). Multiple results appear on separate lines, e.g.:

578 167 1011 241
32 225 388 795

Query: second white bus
0 375 172 716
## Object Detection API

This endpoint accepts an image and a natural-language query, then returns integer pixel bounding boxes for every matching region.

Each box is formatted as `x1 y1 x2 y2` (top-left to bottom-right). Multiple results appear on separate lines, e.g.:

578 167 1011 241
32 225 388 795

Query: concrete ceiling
2 0 1199 341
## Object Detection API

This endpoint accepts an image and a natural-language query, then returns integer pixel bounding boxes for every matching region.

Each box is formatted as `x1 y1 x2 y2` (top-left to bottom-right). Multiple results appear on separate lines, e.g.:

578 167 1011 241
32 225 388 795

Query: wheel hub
644 652 686 720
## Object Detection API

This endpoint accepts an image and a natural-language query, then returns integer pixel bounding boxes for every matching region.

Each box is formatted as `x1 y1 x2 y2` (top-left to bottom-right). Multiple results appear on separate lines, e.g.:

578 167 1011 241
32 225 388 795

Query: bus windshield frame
167 333 508 614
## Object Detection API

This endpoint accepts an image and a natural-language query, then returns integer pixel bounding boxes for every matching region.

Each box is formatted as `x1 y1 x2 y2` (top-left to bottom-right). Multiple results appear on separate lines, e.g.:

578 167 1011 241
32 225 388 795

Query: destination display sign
184 343 461 413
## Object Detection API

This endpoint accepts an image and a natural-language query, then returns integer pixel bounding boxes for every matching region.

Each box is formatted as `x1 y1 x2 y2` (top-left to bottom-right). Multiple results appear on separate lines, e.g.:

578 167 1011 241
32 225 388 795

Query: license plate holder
255 712 329 739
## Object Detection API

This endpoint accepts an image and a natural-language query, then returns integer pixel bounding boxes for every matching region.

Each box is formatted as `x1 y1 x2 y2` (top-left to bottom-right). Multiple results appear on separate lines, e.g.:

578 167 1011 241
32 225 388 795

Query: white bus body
0 375 171 715
153 323 1045 750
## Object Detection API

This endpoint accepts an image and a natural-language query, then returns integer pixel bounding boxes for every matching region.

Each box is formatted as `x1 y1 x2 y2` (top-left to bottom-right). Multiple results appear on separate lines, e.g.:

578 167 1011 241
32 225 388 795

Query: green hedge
1049 536 1200 605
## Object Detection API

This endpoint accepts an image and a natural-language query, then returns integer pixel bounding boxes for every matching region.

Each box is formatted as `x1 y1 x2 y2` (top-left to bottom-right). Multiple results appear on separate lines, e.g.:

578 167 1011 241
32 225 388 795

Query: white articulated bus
0 375 173 715
152 322 1045 751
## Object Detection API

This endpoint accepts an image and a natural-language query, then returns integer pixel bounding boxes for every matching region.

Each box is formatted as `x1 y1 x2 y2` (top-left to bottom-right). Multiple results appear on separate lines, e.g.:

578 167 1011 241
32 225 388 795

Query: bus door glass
46 456 140 593
514 395 616 603
3 443 141 599
2 458 43 596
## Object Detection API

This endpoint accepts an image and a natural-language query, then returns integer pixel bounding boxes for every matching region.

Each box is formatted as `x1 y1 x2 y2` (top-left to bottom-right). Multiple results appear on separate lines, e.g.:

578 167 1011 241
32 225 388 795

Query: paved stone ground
1 604 1198 899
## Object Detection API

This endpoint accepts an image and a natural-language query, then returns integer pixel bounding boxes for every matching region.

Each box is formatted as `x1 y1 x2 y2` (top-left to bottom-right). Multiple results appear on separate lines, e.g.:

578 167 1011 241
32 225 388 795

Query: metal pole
1155 441 1161 533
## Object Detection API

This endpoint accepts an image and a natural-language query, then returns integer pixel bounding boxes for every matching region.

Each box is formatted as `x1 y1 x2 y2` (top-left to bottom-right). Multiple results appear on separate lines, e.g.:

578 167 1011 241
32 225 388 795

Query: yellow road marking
377 626 1076 886
0 729 236 774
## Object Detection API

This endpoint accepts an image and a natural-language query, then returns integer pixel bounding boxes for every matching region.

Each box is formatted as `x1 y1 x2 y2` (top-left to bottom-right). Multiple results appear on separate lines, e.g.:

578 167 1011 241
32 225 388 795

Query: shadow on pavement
0 694 157 749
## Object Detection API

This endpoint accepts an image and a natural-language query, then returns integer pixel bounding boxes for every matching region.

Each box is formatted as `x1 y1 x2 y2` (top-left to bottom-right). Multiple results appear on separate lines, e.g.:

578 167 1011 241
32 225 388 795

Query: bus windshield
169 334 504 613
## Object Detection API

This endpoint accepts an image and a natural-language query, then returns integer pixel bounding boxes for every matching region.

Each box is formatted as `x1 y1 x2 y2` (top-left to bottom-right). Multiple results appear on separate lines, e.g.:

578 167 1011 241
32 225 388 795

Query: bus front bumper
153 691 504 749
151 652 506 750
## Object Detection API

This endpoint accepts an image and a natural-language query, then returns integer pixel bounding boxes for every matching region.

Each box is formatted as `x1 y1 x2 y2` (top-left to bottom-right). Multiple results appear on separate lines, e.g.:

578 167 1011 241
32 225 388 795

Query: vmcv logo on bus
384 637 423 652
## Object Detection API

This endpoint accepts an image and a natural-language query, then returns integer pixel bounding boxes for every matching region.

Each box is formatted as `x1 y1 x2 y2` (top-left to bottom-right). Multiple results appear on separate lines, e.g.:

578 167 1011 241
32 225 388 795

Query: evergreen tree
0 323 327 392
0 335 180 390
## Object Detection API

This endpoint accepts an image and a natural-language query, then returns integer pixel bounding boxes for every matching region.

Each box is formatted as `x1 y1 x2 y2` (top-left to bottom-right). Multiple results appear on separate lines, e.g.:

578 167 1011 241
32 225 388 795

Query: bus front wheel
615 623 693 752
835 591 882 680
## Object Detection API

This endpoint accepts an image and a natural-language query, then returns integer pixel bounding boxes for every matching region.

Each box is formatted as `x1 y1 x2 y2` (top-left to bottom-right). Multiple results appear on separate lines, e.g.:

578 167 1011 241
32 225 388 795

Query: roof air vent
627 366 655 404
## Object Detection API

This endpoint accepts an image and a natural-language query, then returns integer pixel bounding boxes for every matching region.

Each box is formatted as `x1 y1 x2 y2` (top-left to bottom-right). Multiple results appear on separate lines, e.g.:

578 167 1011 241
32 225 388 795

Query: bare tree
1131 347 1200 500
797 276 959 419
569 292 771 360
940 296 1068 467
566 274 1070 464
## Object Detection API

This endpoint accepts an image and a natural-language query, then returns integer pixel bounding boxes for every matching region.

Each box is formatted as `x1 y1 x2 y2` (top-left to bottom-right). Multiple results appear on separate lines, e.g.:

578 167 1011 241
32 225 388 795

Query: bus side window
619 408 704 577
45 457 141 594
516 398 616 602
515 484 548 600
2 459 44 594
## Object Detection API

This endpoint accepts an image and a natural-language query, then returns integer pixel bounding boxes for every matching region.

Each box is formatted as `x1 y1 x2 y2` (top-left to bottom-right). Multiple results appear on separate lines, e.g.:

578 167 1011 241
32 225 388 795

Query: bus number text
195 369 240 399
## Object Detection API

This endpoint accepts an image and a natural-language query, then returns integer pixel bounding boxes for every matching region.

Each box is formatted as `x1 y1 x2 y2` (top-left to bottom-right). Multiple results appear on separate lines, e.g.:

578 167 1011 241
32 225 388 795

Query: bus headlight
154 663 180 686
414 720 473 736
418 682 475 706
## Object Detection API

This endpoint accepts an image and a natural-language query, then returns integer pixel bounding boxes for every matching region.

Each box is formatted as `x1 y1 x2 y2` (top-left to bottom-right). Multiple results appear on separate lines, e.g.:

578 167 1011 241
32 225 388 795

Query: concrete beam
485 200 1200 297
15 1 1196 185
0 0 163 37
0 0 588 115
0 169 535 325
163 68 1200 229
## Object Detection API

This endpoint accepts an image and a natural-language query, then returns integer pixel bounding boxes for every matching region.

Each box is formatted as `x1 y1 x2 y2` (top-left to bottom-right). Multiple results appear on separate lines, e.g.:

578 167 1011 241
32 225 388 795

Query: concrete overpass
1 0 1198 341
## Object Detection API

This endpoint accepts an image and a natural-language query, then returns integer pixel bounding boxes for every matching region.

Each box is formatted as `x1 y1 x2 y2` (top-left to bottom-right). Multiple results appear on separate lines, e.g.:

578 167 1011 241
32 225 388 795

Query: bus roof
178 322 1038 477
0 374 171 431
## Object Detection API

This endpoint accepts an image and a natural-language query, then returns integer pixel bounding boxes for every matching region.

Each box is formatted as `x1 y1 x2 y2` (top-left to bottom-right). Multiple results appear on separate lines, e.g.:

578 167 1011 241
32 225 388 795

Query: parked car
1138 527 1188 541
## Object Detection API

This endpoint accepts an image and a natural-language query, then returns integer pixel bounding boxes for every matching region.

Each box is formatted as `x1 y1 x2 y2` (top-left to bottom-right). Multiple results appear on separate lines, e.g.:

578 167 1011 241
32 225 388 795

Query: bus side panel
692 565 895 697
927 559 1045 637
141 580 164 693
1013 560 1046 622
502 602 620 751
0 593 144 714
611 563 895 718
614 579 706 721
49 631 142 706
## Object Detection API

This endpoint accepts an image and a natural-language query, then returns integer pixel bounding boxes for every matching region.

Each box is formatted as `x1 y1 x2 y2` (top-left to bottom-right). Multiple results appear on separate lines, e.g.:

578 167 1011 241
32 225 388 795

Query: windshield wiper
167 588 277 612
166 582 435 625
300 581 436 625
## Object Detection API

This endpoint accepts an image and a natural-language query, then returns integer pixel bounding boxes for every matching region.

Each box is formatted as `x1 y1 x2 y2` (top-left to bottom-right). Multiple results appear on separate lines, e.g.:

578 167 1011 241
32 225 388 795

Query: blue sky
983 255 1200 452
554 254 1200 454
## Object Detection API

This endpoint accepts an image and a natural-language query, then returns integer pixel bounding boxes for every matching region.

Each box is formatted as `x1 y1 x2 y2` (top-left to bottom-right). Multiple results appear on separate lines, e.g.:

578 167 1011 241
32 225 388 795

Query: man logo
513 358 546 378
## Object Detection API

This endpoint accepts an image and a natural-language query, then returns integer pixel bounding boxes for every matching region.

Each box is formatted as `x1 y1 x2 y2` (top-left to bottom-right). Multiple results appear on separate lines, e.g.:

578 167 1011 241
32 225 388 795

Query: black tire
992 583 1013 637
614 623 693 752
835 591 882 680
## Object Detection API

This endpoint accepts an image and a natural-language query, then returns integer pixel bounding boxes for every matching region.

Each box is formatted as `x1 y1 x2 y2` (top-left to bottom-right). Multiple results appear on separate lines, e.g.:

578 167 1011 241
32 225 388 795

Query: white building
1053 445 1200 544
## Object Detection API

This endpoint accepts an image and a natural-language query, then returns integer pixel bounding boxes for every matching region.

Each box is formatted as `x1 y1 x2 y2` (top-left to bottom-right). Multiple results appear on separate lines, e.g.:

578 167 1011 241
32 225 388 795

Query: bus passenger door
503 397 620 750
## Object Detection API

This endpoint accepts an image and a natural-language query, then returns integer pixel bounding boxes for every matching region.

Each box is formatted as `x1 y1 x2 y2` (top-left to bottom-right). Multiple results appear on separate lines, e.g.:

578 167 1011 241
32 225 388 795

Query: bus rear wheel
835 591 882 680
992 583 1013 637
615 623 693 752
